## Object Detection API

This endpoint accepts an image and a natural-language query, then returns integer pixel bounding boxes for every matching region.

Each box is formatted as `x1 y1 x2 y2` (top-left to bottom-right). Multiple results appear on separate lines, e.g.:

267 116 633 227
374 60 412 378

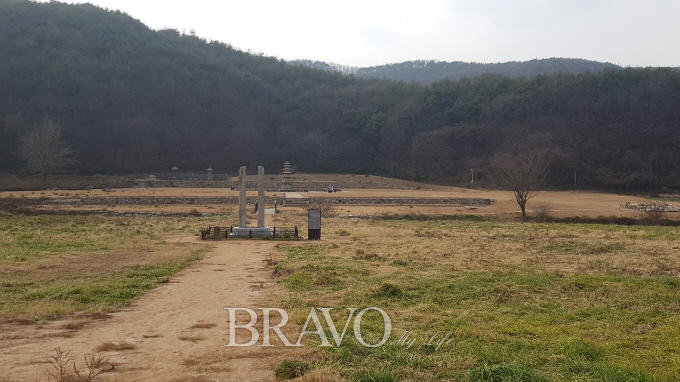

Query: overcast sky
44 0 680 68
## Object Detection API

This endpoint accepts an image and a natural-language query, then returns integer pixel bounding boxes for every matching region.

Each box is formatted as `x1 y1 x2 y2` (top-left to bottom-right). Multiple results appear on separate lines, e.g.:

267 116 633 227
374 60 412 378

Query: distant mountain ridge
289 58 619 83
287 60 360 75
3 0 680 192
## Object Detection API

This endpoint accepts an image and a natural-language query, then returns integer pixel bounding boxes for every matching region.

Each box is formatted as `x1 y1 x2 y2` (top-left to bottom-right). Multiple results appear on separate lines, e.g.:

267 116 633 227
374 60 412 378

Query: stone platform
228 227 272 238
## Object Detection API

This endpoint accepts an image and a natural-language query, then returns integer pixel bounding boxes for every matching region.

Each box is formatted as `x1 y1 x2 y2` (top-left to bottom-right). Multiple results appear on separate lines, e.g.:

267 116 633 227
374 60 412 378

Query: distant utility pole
574 169 577 188
471 169 474 184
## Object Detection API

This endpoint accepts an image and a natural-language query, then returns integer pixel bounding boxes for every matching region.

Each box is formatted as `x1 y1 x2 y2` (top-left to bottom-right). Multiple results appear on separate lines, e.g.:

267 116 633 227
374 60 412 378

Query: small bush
303 203 338 217
642 207 667 226
45 347 110 382
532 202 553 222
374 283 402 298
275 359 312 379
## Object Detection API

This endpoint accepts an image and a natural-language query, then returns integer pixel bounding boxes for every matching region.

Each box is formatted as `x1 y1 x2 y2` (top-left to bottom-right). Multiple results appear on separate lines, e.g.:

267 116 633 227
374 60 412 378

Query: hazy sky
43 0 680 67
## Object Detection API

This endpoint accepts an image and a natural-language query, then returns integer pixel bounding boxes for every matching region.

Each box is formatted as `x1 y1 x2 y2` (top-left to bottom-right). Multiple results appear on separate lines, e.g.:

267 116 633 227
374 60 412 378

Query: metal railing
200 226 231 240
200 226 299 240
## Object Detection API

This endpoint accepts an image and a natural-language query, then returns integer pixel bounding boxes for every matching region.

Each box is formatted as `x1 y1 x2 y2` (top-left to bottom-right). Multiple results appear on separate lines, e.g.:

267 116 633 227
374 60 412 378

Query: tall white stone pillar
257 166 265 228
238 166 246 228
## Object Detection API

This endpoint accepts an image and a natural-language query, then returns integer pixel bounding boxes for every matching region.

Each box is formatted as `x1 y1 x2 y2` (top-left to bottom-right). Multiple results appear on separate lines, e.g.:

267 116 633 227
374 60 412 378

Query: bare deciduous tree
302 202 338 217
19 118 76 181
490 150 549 218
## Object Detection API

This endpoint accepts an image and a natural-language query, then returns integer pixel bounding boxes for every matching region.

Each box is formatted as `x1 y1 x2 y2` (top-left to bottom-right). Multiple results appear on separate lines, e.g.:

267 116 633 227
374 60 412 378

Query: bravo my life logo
224 307 391 347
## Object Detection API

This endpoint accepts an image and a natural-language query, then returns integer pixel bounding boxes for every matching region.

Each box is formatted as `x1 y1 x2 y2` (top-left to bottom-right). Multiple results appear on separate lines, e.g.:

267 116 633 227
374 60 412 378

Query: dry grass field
270 213 680 381
1 179 676 220
0 215 216 320
1 178 679 381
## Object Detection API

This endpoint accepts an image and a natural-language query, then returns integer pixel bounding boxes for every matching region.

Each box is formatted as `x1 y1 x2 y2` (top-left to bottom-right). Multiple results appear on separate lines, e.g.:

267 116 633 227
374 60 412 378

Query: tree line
1 0 680 192
291 58 618 84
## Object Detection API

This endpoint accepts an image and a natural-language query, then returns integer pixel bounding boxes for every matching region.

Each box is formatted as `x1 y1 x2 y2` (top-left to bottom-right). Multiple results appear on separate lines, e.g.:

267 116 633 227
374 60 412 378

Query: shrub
46 347 110 382
642 207 667 226
374 283 402 298
275 359 312 379
532 202 553 222
303 203 338 217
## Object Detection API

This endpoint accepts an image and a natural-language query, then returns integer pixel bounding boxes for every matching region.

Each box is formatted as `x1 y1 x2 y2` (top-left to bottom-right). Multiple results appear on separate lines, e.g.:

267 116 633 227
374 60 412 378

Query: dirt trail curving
0 236 292 381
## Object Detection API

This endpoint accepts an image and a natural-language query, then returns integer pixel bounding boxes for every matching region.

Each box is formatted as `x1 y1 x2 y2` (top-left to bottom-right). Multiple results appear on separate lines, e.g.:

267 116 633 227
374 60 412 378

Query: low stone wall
51 197 278 205
34 209 225 217
135 179 420 190
95 211 223 217
308 197 492 205
48 196 492 206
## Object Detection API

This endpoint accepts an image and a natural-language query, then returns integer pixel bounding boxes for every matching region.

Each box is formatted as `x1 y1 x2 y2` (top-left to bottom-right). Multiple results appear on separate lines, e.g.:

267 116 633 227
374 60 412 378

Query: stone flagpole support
238 166 246 228
257 166 265 228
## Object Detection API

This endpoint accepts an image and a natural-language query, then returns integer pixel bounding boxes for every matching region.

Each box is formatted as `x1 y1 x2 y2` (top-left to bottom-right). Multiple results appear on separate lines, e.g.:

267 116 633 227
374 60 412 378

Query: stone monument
230 165 271 238
308 208 321 240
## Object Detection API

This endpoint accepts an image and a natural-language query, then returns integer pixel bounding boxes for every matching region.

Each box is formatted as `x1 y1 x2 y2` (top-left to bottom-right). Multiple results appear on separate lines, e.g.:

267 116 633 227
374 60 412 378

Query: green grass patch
275 359 313 379
468 362 547 382
15 257 197 306
0 214 215 319
275 219 680 381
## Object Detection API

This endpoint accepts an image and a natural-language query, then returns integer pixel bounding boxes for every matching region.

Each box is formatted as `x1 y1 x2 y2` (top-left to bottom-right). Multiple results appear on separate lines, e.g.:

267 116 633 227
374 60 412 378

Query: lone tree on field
18 118 77 181
490 150 549 219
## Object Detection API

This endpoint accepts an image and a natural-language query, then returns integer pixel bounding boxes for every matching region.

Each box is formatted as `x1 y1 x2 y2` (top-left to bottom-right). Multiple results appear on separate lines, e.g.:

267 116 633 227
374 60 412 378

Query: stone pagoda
281 161 294 192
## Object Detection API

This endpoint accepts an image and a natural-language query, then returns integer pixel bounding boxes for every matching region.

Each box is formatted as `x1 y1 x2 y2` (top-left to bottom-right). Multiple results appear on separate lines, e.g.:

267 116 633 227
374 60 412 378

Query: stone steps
283 199 309 206
283 193 309 207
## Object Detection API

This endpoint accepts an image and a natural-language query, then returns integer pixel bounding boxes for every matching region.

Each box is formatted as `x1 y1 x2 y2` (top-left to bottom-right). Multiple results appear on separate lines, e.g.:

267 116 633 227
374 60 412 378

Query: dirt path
0 237 293 381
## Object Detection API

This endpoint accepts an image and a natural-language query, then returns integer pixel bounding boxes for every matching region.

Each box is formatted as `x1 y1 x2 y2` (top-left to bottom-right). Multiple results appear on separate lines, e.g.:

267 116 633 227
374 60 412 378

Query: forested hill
355 58 619 83
2 0 680 192
290 58 619 83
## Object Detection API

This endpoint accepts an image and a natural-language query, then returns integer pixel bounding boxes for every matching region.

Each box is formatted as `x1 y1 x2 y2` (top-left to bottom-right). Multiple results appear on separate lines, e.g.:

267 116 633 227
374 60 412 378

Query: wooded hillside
2 0 679 191
290 58 618 83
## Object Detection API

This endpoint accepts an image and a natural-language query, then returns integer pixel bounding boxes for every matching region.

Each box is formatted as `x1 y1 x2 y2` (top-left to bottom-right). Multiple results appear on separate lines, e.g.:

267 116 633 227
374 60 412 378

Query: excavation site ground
1 176 679 381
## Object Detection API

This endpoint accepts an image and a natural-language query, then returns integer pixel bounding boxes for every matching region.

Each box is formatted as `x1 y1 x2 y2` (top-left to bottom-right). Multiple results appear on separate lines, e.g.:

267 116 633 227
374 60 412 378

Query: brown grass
178 335 204 342
0 175 135 192
0 215 216 320
188 323 217 329
95 341 136 352
299 216 680 277
295 368 343 382
176 355 232 374
45 347 111 382
59 321 87 330
5 180 680 222
271 214 680 380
